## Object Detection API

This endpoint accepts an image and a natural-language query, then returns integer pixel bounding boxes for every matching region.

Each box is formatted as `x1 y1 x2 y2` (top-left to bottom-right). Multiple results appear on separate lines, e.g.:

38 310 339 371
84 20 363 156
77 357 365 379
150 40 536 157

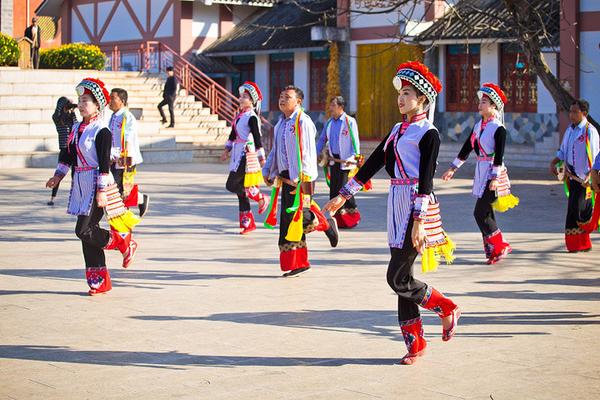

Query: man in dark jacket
158 66 178 128
24 17 41 69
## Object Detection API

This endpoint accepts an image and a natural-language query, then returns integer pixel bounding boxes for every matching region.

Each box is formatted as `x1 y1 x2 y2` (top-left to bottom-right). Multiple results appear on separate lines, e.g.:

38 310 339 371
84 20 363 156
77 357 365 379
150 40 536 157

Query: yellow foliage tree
325 41 340 117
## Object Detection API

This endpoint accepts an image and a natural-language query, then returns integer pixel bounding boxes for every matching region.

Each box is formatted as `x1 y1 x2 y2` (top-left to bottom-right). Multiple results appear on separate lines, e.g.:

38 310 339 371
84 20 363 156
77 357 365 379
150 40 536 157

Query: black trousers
329 155 357 210
158 96 175 125
474 182 498 236
226 156 250 212
386 217 428 323
75 200 110 268
51 182 60 197
566 179 593 230
278 171 315 248
31 47 40 69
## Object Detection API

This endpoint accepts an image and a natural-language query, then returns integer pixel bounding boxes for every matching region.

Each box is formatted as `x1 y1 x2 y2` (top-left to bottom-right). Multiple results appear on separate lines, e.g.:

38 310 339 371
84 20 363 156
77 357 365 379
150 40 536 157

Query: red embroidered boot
104 229 138 269
246 187 270 215
399 317 427 365
86 266 112 296
421 287 460 342
484 230 512 264
240 211 256 235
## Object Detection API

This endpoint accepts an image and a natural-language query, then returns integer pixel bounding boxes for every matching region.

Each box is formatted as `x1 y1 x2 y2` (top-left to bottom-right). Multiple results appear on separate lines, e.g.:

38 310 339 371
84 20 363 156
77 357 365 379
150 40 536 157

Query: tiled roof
191 54 239 77
202 0 336 55
415 0 559 47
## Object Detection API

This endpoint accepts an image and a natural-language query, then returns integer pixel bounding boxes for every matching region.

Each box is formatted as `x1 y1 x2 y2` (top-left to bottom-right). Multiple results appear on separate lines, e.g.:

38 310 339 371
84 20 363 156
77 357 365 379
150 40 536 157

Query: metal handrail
104 41 274 150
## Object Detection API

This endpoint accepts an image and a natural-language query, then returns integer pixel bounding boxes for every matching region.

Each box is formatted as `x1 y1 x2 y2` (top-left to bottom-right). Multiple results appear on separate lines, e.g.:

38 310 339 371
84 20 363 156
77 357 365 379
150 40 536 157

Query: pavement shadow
131 309 597 339
0 345 399 369
0 268 277 291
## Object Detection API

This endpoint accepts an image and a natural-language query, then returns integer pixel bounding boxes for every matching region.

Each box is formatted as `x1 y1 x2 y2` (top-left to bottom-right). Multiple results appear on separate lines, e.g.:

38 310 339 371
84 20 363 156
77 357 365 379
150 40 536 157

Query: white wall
479 43 499 84
192 2 219 39
580 31 600 115
255 54 269 112
294 51 310 107
537 52 558 114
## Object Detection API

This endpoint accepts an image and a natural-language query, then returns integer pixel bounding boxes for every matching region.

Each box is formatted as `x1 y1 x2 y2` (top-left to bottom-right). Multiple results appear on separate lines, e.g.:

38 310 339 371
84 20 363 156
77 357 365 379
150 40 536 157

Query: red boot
421 287 460 342
104 229 137 269
240 211 256 235
86 266 112 296
399 317 427 365
484 230 512 264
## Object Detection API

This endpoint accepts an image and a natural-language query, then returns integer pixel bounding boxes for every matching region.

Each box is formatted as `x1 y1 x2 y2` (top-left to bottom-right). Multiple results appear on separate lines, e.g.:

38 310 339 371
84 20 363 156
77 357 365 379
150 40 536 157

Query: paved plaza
0 164 599 399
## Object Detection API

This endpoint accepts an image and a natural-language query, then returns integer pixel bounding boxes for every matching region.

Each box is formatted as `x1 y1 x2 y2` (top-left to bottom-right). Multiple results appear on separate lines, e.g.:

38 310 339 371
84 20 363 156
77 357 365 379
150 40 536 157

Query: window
445 44 480 112
269 53 294 110
500 44 537 113
231 55 255 93
310 50 330 111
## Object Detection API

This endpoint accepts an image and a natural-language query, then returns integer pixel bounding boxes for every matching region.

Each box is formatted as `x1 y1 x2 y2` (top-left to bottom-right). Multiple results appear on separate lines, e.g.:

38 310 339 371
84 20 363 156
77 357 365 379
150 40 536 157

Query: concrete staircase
0 68 230 168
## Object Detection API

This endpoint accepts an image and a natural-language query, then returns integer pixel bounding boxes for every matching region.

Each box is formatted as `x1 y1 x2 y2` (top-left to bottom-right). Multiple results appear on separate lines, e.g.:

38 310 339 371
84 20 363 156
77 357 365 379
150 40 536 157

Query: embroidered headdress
393 61 442 122
76 77 110 112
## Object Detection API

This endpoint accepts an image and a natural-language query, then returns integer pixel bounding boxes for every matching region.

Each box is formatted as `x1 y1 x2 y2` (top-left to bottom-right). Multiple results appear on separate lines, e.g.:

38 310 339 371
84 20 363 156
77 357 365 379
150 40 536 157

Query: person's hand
96 191 108 208
489 179 499 191
46 175 62 188
220 150 230 161
591 169 600 192
549 161 558 177
441 168 455 182
263 175 273 187
322 195 346 216
411 219 426 254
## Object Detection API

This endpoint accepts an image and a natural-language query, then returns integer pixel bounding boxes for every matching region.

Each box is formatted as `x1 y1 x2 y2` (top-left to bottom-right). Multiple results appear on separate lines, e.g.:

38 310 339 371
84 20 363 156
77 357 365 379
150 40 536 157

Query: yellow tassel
421 235 456 273
348 167 359 179
492 194 520 212
108 210 140 233
285 210 304 242
421 247 439 273
244 171 263 188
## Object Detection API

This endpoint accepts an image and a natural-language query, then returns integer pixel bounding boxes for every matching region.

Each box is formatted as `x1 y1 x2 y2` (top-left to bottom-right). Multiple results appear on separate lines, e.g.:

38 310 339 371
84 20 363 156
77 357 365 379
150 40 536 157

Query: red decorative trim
350 25 399 41
580 11 600 31
334 210 360 229
280 247 309 272
565 232 591 252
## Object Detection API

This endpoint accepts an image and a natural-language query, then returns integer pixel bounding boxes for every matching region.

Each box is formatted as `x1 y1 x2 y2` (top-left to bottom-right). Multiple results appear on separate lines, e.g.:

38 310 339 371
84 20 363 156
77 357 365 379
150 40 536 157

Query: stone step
0 82 163 96
0 145 216 168
0 102 210 122
0 134 178 152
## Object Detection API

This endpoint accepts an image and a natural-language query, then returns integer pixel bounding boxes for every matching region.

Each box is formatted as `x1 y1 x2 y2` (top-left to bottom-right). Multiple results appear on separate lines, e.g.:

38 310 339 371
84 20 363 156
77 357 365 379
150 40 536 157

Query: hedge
0 33 19 66
40 43 106 70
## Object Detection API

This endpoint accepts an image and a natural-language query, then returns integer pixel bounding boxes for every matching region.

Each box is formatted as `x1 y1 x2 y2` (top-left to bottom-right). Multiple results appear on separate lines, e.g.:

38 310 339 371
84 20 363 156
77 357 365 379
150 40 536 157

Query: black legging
226 156 251 212
75 200 110 268
386 217 429 324
158 96 175 125
473 182 498 236
566 179 593 230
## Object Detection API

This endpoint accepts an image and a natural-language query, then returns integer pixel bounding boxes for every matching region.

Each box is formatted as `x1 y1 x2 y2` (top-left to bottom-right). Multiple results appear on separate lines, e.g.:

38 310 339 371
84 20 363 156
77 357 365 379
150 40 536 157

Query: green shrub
40 43 106 70
0 33 19 66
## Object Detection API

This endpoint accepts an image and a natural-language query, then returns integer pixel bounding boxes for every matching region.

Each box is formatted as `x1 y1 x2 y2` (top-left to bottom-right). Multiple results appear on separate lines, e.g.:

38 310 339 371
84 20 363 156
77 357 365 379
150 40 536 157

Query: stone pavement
0 164 599 400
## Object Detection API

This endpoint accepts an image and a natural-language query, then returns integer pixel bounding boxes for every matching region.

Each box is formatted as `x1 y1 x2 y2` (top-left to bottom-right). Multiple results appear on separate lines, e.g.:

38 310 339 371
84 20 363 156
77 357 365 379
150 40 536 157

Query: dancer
48 97 77 205
324 62 458 364
262 85 339 277
108 88 150 217
221 81 269 234
441 83 519 264
550 99 599 252
45 78 140 296
317 96 362 228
